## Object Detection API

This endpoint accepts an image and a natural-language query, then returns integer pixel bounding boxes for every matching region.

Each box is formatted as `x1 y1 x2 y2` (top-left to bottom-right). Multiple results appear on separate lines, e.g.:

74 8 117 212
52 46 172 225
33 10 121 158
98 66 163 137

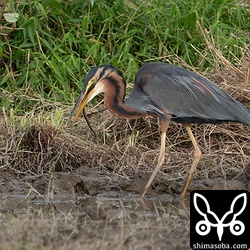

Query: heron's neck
102 78 145 119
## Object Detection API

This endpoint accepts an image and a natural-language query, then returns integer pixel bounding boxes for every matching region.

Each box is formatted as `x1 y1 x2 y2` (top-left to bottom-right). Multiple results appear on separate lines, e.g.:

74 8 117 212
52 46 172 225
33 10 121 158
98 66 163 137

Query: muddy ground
1 162 250 250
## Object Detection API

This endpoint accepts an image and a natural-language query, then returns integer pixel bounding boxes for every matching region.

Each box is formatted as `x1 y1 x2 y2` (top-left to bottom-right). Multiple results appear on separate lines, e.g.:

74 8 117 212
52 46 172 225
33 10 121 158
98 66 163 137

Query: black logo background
190 190 250 249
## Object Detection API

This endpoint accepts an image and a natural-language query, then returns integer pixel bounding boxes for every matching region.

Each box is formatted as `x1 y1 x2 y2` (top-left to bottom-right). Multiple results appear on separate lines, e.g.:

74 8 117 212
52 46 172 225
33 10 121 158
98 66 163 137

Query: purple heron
69 63 250 199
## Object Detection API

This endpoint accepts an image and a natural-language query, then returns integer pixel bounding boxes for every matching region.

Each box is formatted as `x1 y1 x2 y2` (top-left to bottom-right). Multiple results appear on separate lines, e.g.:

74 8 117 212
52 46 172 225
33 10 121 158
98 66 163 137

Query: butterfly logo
193 193 247 241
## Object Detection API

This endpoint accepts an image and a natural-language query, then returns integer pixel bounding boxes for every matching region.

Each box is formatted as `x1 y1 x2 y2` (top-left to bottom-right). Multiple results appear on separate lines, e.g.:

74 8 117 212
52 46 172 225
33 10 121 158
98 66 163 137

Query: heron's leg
180 125 201 199
141 118 170 199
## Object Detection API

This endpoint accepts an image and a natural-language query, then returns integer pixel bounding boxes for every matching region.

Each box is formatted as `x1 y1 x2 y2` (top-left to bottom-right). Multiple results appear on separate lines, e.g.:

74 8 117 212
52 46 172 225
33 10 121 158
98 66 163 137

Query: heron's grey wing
137 63 250 125
125 83 165 117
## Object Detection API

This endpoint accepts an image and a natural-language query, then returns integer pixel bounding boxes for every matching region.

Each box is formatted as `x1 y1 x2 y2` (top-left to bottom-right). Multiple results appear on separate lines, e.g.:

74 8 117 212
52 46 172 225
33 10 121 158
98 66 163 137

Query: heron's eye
86 77 97 92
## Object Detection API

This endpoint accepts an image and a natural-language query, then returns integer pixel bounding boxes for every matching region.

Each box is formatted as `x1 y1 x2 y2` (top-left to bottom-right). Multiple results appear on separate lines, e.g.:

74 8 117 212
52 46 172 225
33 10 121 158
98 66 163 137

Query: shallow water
0 193 188 218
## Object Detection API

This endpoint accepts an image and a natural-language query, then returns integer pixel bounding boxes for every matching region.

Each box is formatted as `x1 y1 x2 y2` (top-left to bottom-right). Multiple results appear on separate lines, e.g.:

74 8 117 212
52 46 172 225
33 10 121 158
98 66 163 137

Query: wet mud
1 162 249 200
1 164 250 249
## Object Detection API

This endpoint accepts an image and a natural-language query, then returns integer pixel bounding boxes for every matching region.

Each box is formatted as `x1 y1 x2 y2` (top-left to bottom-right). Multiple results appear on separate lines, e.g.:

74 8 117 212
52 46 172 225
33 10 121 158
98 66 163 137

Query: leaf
37 3 47 18
3 13 19 23
28 23 36 45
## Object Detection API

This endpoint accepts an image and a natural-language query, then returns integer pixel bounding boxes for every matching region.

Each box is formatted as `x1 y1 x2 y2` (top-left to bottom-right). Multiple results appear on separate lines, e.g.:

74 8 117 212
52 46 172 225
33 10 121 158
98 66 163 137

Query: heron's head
69 65 124 123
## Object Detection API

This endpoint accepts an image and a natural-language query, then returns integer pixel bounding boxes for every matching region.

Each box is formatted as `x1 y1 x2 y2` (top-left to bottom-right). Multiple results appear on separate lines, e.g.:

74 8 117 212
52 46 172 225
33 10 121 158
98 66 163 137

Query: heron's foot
141 187 149 199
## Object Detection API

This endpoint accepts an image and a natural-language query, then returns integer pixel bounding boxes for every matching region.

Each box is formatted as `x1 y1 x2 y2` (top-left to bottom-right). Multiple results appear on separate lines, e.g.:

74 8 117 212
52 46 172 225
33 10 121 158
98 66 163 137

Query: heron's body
127 63 250 125
69 62 250 199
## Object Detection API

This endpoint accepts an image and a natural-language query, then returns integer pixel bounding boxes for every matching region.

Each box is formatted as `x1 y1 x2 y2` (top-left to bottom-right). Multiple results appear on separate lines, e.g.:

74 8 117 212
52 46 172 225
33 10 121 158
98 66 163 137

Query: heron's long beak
68 89 94 124
68 81 104 124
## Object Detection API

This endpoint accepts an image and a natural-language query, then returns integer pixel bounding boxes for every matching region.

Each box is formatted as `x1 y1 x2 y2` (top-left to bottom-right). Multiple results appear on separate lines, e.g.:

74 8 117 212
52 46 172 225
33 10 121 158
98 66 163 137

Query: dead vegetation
0 198 189 250
0 68 250 179
0 63 250 186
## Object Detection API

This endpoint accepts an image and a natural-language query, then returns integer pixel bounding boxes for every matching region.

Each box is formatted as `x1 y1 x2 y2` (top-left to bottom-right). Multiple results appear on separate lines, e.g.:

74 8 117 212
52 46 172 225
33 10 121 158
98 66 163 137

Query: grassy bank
1 0 250 113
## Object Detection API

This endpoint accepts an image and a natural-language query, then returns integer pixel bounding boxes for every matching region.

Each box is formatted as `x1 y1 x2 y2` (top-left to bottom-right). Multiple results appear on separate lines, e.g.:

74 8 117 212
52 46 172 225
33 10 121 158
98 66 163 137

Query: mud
2 162 250 199
0 163 250 249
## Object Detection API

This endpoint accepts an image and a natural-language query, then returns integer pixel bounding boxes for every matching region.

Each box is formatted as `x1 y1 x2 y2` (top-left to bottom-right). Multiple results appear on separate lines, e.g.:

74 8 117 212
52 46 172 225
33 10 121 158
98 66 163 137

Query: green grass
1 0 249 113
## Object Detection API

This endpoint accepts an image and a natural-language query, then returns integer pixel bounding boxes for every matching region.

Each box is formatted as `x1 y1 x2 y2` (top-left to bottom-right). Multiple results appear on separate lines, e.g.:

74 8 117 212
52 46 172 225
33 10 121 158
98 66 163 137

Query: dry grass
1 63 250 181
